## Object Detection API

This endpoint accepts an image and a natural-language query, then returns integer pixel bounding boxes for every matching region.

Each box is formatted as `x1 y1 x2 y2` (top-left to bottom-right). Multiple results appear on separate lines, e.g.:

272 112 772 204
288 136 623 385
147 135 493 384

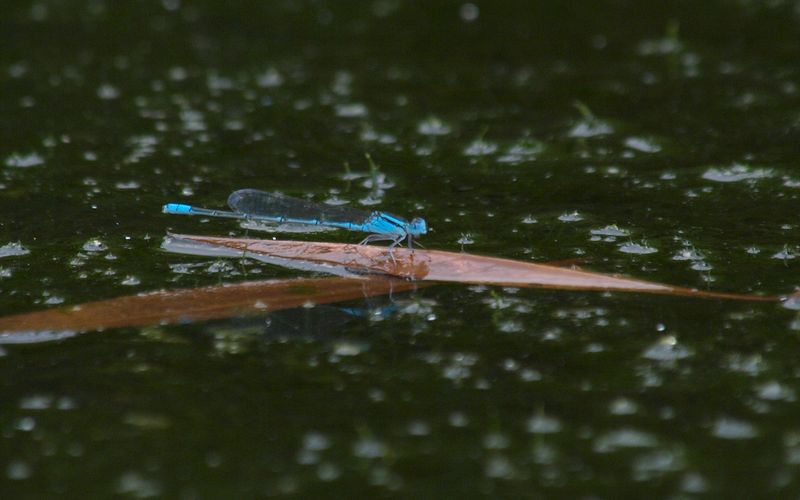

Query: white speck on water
256 67 284 88
8 62 29 78
632 449 684 481
443 363 471 382
672 248 703 261
5 152 44 168
116 471 162 498
457 233 475 246
609 397 638 415
638 36 683 56
353 437 388 458
568 118 613 138
772 247 796 260
520 215 538 224
206 72 235 92
19 394 53 410
6 460 31 480
498 139 544 164
0 267 12 278
56 397 76 410
483 432 510 450
115 181 141 190
690 261 713 271
624 136 662 153
712 417 758 439
296 450 319 466
0 242 30 258
317 463 341 482
180 109 206 131
335 103 368 117
449 412 469 427
591 225 629 237
558 211 584 222
497 320 523 333
417 116 451 136
459 3 479 22
725 353 765 375
643 335 693 361
519 368 542 382
361 173 394 190
293 99 312 110
97 83 120 99
0 330 77 345
681 472 709 493
484 455 515 479
594 428 658 452
660 171 677 180
82 239 107 253
359 126 396 144
121 276 141 286
463 139 497 156
526 414 562 434
331 71 353 96
619 242 658 254
757 381 796 402
15 416 36 431
407 420 430 436
125 135 158 164
167 66 187 81
332 341 363 356
223 119 244 131
303 432 330 451
702 163 773 183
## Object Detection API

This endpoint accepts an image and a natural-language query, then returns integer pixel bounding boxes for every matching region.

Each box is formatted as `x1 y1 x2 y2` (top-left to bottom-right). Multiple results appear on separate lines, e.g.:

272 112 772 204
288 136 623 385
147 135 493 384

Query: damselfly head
408 217 427 236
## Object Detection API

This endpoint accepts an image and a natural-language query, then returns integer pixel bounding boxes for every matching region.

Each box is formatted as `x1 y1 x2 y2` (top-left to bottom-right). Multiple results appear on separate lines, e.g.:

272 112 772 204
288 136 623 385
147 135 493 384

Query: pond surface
3 0 800 497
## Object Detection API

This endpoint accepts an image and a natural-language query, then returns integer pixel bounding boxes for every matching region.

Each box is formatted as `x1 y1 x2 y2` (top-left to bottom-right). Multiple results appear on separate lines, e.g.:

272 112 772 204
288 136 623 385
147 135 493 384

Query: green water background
3 0 800 497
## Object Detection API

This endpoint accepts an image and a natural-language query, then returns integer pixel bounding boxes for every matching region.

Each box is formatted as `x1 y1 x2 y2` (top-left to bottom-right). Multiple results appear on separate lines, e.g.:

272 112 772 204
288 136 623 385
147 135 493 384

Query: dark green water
3 0 800 497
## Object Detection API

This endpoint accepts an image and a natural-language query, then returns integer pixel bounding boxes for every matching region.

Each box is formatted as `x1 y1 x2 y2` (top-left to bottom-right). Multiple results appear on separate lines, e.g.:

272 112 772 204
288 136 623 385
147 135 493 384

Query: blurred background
2 0 800 497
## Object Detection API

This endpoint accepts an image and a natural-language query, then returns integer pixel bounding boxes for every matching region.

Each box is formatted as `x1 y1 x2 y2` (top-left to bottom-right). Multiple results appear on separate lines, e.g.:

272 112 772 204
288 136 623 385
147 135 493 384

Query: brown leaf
172 234 779 302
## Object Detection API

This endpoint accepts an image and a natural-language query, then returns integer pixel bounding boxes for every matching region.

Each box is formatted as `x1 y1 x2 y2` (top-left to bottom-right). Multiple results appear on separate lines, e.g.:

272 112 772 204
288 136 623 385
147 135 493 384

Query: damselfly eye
410 217 427 235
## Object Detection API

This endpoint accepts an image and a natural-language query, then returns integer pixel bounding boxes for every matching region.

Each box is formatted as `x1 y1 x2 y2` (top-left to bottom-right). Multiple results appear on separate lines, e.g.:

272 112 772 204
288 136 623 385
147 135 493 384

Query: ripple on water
642 336 693 361
82 239 107 253
6 460 31 480
568 117 613 138
463 139 497 156
416 116 451 136
0 242 30 258
756 381 796 402
632 449 685 481
619 242 658 255
5 152 44 168
593 428 658 452
701 163 773 183
526 414 562 434
591 225 629 237
609 397 639 415
116 471 162 497
484 455 516 479
712 417 758 439
256 67 284 88
624 136 662 153
353 437 388 458
335 103 368 117
97 83 120 100
0 330 77 345
558 211 584 222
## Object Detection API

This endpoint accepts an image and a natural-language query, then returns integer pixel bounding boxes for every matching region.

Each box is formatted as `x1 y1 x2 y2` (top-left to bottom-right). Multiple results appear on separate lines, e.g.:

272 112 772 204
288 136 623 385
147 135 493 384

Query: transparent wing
227 189 373 224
